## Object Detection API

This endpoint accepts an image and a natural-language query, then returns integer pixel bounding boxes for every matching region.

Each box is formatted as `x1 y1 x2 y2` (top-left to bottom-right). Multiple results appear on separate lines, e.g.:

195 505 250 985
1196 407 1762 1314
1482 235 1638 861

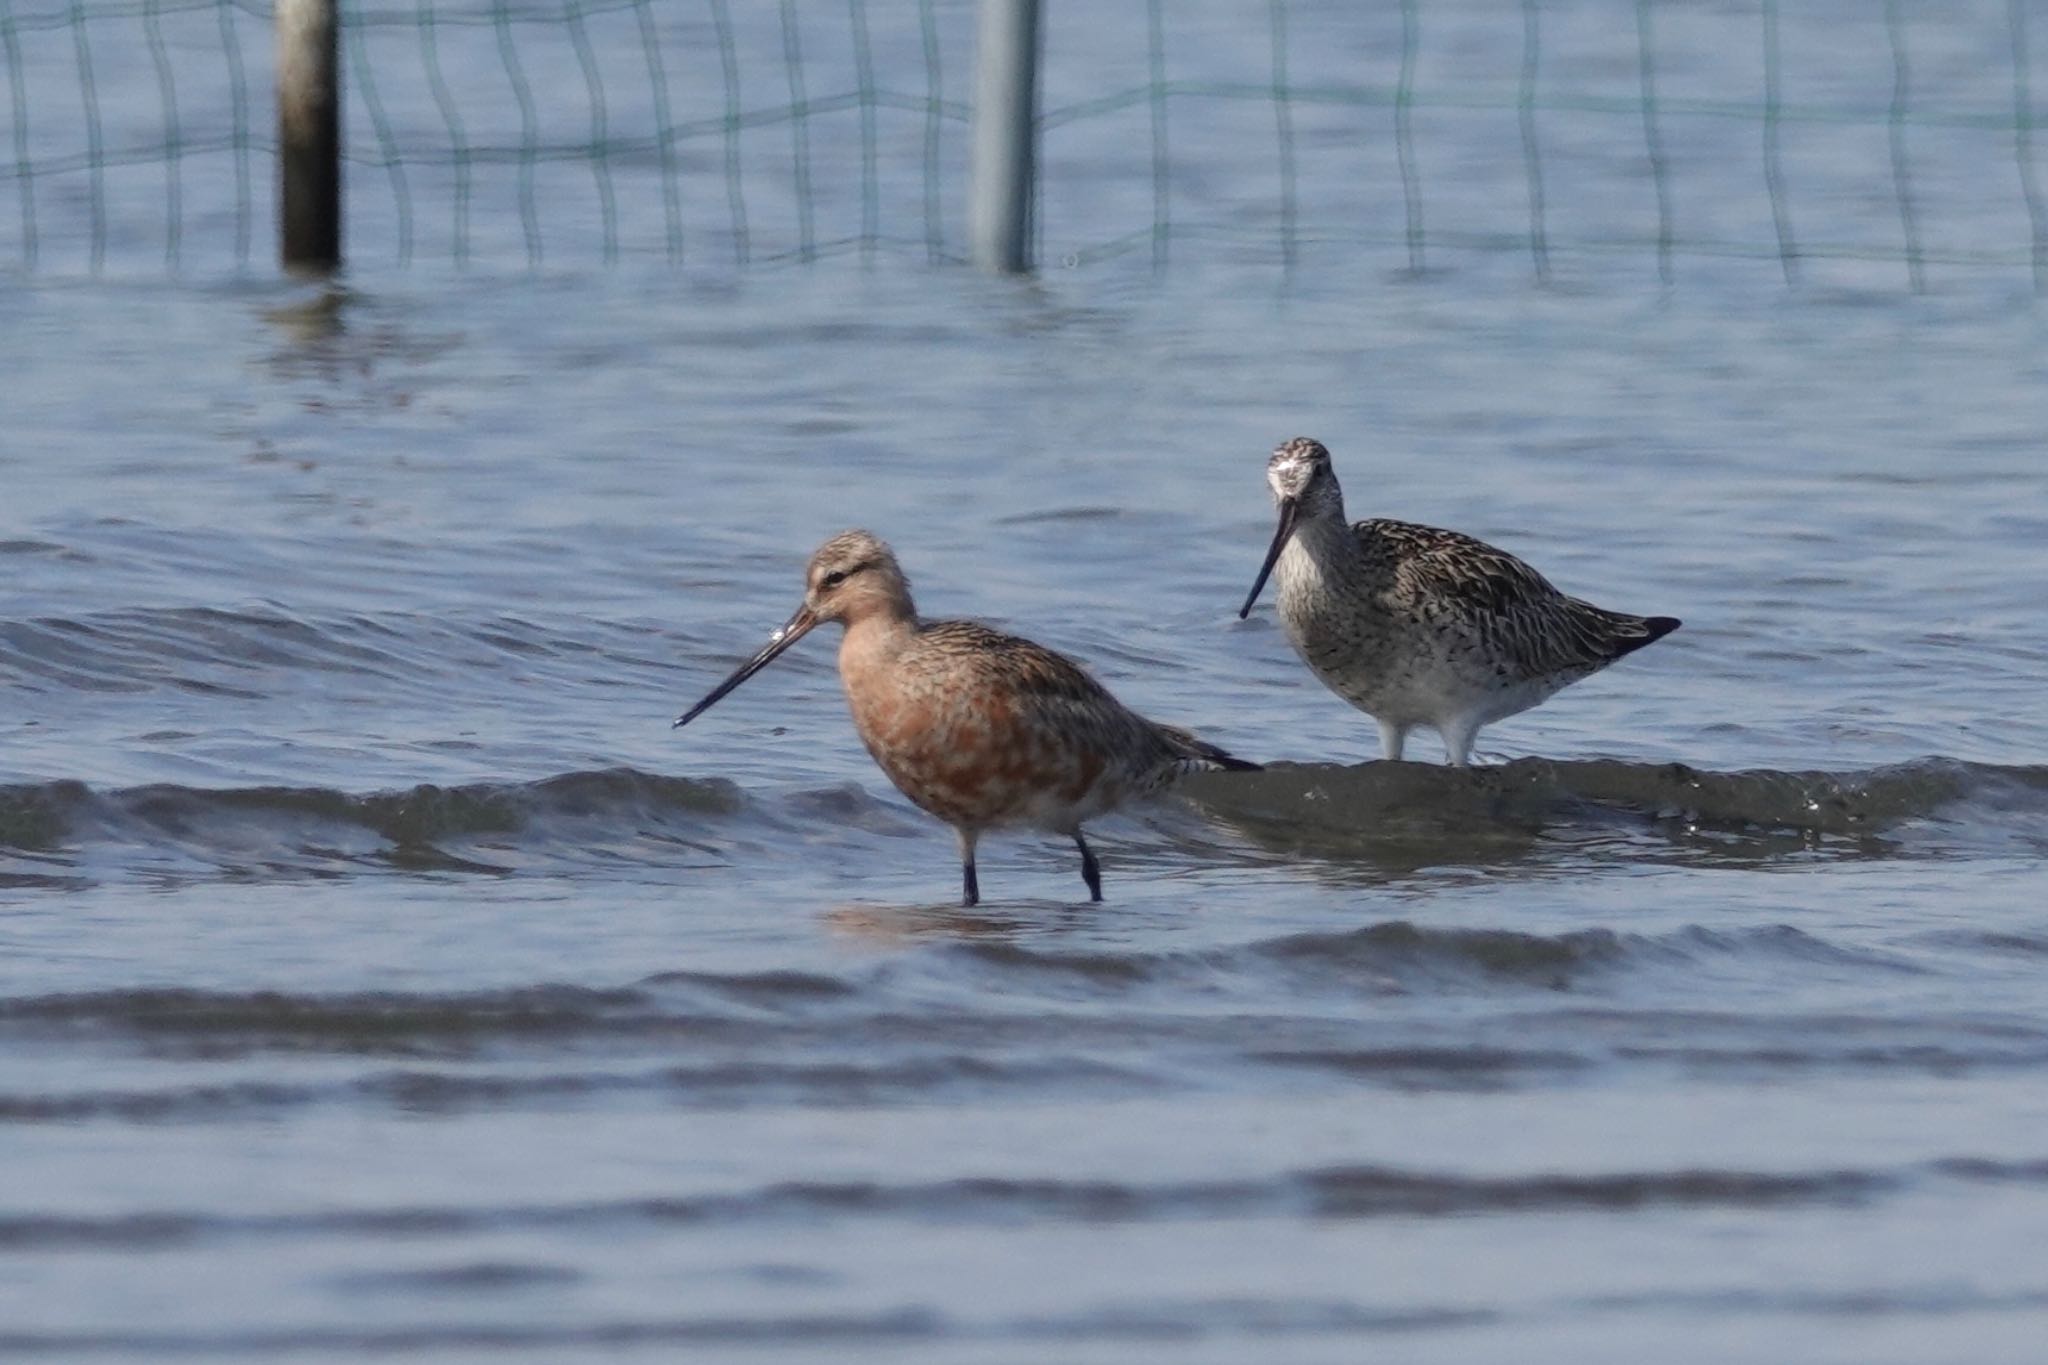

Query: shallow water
2 264 2045 1361
9 0 2048 1340
14 0 2048 1348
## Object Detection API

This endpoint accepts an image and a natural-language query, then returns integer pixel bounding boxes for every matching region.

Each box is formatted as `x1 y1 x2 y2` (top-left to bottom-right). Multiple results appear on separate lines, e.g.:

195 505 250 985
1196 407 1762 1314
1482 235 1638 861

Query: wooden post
277 0 340 273
968 0 1040 273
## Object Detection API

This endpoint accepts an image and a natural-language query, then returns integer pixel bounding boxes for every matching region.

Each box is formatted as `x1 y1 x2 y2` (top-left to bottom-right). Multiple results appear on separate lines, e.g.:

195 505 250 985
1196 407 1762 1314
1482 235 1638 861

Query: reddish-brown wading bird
1240 437 1680 766
676 530 1259 906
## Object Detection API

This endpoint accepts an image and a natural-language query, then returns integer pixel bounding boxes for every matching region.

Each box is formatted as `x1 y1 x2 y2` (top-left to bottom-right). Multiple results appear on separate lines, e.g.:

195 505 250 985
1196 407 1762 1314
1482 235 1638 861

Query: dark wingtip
1193 738 1263 772
1167 727 1264 773
1611 615 1681 660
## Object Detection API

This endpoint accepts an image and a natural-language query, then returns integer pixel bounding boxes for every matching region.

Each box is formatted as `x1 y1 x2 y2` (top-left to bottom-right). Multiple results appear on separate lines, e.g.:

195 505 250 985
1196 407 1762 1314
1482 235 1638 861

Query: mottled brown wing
912 620 1145 741
913 620 1118 704
914 621 1241 774
1355 518 1630 676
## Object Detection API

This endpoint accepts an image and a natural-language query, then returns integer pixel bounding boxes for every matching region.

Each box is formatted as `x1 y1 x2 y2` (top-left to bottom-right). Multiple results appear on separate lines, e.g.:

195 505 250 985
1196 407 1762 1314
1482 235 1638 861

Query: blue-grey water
6 2 2048 1361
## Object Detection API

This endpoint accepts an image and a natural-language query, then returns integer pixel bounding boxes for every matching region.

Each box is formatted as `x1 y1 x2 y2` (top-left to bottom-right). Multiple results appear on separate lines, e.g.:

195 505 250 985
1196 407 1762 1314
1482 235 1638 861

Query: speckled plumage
677 530 1257 905
1240 438 1679 765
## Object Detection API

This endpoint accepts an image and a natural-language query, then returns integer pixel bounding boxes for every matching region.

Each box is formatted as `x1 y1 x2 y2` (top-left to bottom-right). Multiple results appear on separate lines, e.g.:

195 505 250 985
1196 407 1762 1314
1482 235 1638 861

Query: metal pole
277 0 340 273
968 0 1040 273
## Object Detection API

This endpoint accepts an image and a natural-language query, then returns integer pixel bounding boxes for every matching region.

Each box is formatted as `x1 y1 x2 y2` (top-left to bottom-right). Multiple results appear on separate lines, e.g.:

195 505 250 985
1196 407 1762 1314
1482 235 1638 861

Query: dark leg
1074 830 1103 903
957 827 980 907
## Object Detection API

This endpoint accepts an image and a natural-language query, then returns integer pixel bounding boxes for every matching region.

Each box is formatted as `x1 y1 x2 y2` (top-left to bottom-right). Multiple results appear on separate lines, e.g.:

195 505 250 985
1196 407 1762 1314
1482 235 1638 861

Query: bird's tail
1154 722 1263 773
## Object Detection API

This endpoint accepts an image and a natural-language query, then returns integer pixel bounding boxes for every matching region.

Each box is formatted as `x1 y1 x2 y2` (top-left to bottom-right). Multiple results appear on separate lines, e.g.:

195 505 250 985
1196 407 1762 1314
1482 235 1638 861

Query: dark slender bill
673 604 819 728
1239 497 1301 619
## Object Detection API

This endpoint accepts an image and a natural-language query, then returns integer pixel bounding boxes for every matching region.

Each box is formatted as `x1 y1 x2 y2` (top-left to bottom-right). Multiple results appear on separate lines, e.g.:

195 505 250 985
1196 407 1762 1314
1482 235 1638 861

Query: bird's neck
839 608 917 675
829 570 918 649
1289 495 1356 564
1275 496 1363 610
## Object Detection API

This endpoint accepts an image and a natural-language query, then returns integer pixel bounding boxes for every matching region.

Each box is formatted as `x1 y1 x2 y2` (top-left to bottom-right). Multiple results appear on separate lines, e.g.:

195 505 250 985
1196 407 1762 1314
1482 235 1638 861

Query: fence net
2 0 2044 284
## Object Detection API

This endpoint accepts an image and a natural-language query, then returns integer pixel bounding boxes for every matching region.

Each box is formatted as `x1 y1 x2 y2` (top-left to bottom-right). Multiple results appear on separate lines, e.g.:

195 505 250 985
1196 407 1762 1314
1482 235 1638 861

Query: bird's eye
820 569 849 589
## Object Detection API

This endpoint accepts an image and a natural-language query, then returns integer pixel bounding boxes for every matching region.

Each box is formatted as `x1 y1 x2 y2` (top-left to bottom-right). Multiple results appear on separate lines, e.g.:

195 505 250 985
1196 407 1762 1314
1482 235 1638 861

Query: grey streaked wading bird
675 530 1260 907
1238 437 1680 766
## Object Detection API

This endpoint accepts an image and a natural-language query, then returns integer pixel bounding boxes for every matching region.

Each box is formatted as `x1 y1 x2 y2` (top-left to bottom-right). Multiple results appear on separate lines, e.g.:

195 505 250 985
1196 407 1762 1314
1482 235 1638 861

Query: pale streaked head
1265 436 1337 505
675 528 916 730
1242 437 1341 619
801 529 915 626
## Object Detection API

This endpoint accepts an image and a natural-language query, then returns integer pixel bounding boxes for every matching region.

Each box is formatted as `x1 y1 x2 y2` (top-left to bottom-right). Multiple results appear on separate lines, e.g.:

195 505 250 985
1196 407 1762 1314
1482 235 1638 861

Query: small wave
0 974 849 1048
939 920 1920 998
1251 1045 1591 1087
0 605 671 699
0 921 1957 1074
4 1156 2039 1251
658 965 862 1007
0 768 747 870
326 1260 584 1294
1252 920 1631 988
3 756 2038 881
0 607 407 697
1616 1041 2048 1075
1298 1163 1886 1215
1180 755 2048 862
0 539 77 557
0 1311 941 1355
0 982 661 1053
1576 1284 2048 1319
1911 928 2048 957
0 779 81 851
0 1055 1147 1123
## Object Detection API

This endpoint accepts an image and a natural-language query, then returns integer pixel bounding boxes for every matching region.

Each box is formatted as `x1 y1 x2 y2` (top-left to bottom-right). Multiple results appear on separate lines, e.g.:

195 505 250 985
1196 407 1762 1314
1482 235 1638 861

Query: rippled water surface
5 259 2048 1361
